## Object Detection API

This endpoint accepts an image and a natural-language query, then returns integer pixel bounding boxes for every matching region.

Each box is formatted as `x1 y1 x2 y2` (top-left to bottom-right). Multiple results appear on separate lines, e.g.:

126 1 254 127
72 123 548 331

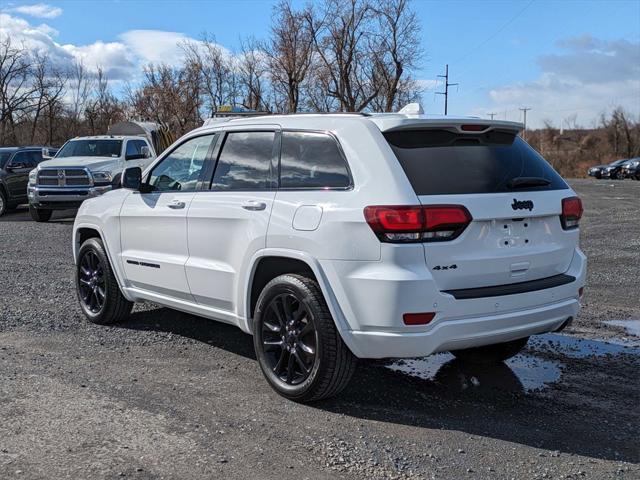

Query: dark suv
0 147 55 216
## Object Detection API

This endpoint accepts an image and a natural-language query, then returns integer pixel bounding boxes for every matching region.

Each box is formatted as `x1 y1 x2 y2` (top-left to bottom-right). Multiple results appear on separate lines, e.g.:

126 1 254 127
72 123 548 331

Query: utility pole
519 107 531 140
436 64 458 115
488 112 497 120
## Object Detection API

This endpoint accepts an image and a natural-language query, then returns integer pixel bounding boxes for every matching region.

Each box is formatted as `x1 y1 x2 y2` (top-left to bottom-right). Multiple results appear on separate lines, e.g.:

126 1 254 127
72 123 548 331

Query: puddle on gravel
604 320 640 338
386 352 562 393
531 333 640 358
385 333 640 393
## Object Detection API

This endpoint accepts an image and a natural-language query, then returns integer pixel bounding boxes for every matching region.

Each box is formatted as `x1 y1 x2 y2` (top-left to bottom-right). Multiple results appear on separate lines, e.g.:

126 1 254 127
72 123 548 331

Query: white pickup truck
27 122 168 222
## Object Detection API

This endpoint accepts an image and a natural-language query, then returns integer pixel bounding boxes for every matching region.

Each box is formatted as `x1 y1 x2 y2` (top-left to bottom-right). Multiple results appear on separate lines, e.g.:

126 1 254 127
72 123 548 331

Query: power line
436 64 458 115
519 107 531 140
452 0 536 70
488 112 497 120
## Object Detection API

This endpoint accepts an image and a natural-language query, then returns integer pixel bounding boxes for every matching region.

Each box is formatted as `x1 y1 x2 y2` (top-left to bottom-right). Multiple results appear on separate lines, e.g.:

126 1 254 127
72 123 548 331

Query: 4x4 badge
511 199 534 211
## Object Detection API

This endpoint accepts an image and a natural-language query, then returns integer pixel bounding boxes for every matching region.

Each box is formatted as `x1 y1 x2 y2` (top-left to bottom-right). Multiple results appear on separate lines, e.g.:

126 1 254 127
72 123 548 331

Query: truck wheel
253 274 357 402
29 206 52 222
76 237 133 325
450 337 529 364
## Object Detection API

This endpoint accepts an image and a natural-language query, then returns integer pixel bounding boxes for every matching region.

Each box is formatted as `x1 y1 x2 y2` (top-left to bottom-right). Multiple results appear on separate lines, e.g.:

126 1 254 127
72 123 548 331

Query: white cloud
119 30 193 67
470 35 640 128
7 3 62 19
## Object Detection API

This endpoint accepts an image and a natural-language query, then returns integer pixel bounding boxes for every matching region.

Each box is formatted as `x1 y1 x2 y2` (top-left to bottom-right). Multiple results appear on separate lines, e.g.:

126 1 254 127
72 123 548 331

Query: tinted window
384 130 568 195
126 140 148 157
10 151 39 167
211 131 275 190
280 132 351 189
27 150 43 166
57 140 122 158
0 152 12 168
149 135 214 192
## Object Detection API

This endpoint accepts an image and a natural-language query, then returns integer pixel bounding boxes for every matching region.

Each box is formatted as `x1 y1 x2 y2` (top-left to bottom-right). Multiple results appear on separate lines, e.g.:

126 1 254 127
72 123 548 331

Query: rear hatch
383 123 577 291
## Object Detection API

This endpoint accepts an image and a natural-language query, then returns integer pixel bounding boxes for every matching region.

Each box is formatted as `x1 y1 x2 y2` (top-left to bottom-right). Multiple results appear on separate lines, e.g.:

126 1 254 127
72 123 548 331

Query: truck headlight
92 172 113 185
28 169 37 185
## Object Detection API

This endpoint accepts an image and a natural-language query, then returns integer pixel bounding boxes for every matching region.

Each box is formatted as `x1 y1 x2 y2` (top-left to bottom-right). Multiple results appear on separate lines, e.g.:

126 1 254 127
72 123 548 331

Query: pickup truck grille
37 168 92 187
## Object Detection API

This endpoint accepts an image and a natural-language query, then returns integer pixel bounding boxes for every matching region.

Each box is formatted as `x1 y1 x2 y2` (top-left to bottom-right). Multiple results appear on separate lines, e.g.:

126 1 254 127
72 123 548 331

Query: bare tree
265 1 315 113
370 0 423 112
238 37 269 111
305 0 381 112
0 38 38 144
85 68 125 134
129 63 201 135
28 52 66 144
182 35 235 117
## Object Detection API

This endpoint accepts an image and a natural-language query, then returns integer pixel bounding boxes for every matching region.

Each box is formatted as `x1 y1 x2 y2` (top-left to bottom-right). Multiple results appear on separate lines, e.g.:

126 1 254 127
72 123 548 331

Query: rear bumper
346 298 578 358
27 185 111 209
320 247 586 359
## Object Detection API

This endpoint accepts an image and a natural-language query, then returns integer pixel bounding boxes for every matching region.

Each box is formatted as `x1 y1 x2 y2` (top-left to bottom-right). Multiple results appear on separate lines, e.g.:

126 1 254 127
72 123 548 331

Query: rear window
384 129 568 195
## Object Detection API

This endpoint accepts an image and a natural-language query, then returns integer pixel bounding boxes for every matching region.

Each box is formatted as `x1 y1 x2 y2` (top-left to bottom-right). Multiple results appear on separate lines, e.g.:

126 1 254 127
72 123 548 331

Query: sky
1 0 639 128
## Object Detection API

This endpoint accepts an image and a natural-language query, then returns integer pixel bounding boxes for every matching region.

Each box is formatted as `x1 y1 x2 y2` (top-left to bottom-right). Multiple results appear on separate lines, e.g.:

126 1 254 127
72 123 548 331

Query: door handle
242 200 267 211
167 200 186 209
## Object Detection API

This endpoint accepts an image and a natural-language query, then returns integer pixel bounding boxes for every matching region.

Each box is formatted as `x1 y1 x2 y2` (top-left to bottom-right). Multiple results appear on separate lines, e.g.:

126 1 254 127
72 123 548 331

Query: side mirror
42 147 55 160
122 167 142 190
141 146 151 158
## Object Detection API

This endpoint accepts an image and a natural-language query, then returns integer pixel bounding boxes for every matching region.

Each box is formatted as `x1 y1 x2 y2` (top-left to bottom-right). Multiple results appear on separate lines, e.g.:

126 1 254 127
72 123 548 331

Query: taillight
560 197 583 230
364 205 472 243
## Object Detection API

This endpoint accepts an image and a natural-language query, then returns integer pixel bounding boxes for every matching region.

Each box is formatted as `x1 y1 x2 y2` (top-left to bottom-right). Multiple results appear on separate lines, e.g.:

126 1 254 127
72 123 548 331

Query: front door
120 134 216 300
186 129 278 314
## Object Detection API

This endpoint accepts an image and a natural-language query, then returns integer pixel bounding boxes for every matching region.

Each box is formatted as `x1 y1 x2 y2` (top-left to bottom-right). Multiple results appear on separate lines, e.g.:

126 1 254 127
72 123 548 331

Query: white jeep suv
72 113 586 401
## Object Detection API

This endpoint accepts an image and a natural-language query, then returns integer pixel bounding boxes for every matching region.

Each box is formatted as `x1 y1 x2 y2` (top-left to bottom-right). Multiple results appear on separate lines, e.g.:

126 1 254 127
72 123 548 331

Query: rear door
384 127 576 290
185 128 278 313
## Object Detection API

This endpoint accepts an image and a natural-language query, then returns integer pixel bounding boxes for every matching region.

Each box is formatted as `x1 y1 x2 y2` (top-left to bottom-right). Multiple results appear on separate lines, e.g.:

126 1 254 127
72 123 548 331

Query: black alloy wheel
78 250 106 314
76 237 133 325
253 274 357 402
260 293 317 385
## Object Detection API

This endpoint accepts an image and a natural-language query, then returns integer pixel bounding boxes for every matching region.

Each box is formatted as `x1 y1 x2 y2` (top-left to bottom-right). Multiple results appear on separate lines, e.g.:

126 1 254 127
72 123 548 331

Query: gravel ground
0 179 638 479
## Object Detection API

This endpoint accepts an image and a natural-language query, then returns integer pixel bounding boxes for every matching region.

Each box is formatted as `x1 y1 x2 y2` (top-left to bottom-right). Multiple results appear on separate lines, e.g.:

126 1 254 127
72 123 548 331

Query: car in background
587 164 605 179
27 135 156 222
601 159 634 180
621 158 640 180
0 146 57 216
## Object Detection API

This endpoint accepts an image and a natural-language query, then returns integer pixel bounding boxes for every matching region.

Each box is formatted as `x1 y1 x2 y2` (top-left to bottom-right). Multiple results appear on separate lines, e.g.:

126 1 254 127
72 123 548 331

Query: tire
253 274 357 402
76 237 133 325
450 336 529 364
29 206 52 222
0 189 6 217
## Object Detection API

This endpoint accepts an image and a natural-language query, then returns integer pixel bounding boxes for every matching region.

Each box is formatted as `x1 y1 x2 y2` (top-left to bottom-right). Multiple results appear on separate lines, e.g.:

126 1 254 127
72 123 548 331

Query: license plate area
495 217 535 248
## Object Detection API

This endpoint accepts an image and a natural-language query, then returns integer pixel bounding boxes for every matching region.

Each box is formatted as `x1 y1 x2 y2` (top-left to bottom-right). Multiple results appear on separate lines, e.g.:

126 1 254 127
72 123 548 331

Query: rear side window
384 129 568 195
280 131 351 189
211 131 275 190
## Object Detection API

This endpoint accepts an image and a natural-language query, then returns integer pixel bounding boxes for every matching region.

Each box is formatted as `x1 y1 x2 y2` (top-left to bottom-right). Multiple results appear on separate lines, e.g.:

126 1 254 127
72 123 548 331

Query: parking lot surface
1 179 639 479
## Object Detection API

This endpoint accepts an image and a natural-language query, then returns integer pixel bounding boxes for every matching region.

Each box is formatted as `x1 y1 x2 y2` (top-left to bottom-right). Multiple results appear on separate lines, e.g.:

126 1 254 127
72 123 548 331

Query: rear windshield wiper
507 176 551 189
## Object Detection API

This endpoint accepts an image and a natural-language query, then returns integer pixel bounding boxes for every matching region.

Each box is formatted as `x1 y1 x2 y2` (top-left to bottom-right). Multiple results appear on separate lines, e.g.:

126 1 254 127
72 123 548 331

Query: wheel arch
242 249 359 356
73 223 132 301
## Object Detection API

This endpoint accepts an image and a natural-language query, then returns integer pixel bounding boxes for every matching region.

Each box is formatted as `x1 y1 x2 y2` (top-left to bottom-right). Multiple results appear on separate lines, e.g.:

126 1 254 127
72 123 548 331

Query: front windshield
56 140 122 158
0 152 12 168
